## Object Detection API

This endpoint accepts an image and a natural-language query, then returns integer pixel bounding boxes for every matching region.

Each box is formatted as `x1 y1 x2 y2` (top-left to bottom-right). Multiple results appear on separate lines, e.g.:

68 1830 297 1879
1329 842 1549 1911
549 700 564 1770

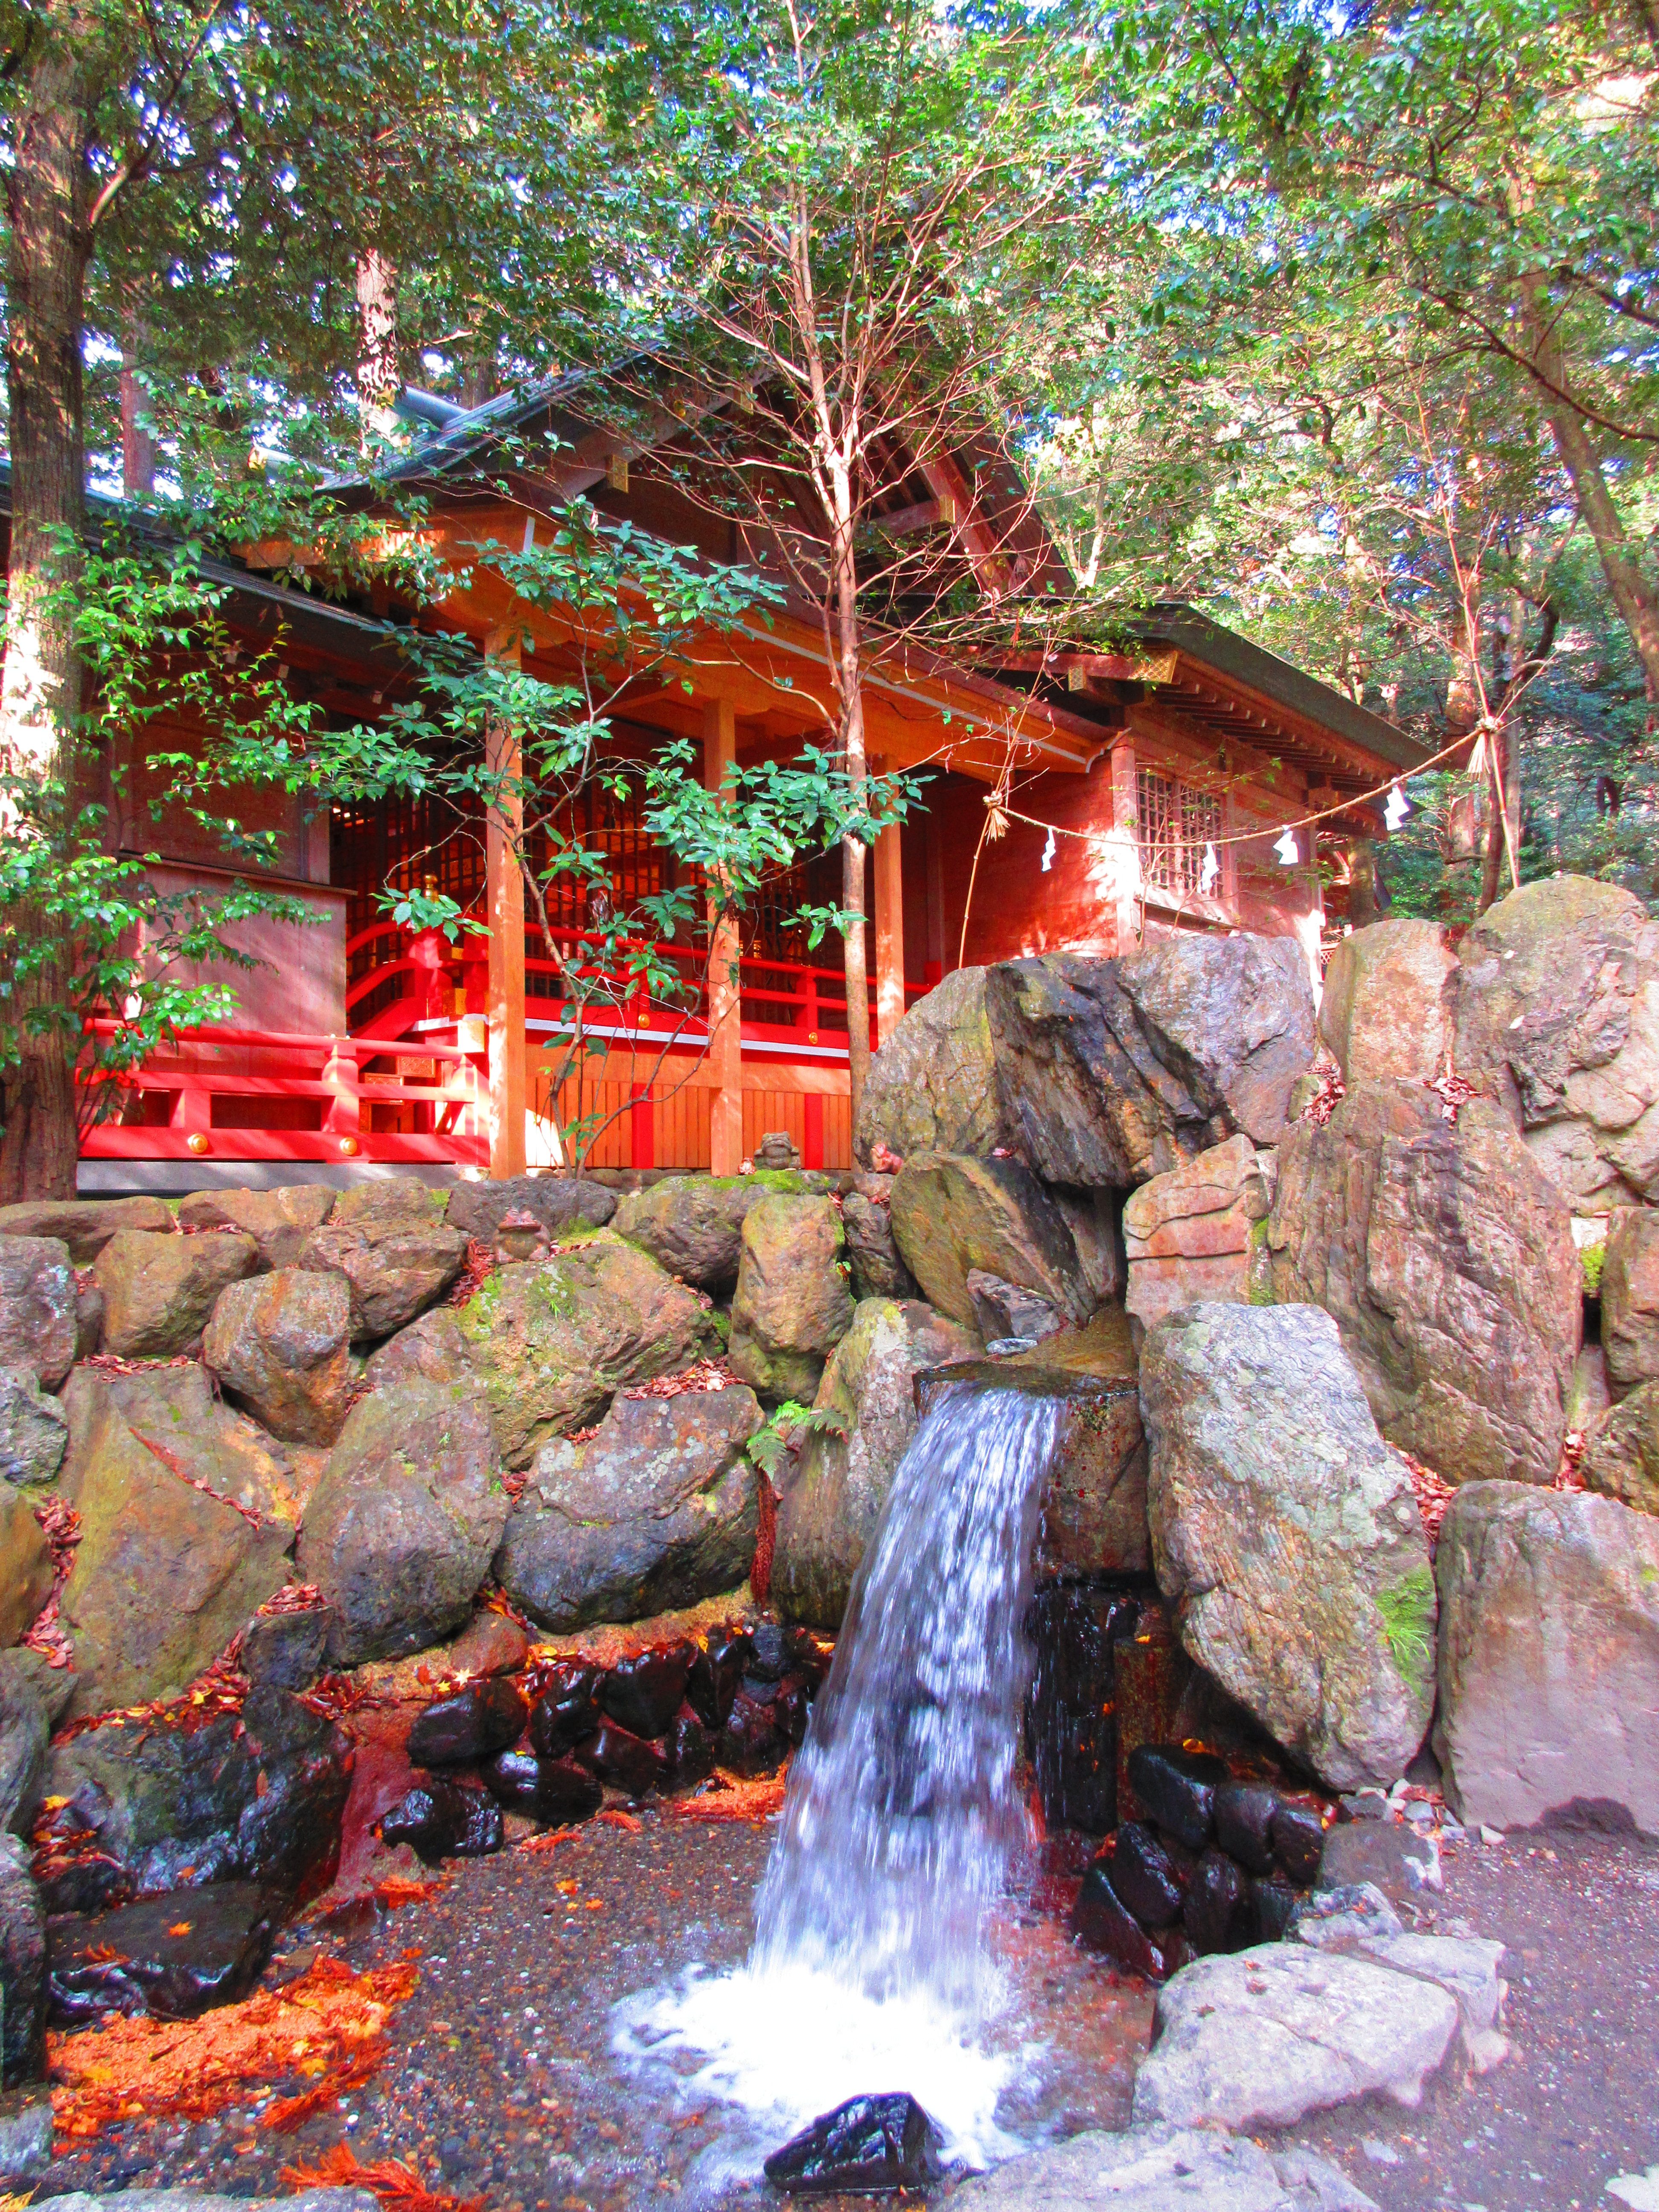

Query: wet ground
35 1815 1659 2211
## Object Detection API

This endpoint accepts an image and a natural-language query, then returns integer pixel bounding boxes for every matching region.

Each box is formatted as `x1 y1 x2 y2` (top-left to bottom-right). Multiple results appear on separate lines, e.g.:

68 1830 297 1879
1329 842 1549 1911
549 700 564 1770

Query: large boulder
612 1173 783 1290
55 1374 291 1717
1600 1206 1659 1397
93 1229 258 1359
298 1182 468 1341
728 1192 855 1401
1123 1135 1269 1331
202 1268 355 1446
1434 1481 1659 1835
773 1298 976 1629
889 1153 1092 1330
984 937 1316 1190
297 1377 509 1664
853 965 1015 1167
947 2126 1380 2211
364 1305 474 1389
0 1366 67 1487
0 1195 173 1264
840 1174 917 1301
71 1362 315 1527
36 1686 352 1909
1140 1303 1436 1791
0 1237 76 1389
0 1650 64 1835
1452 874 1659 1211
1318 920 1457 1086
495 1384 764 1631
1581 1381 1659 1515
455 1230 716 1466
444 1172 617 1246
0 1492 52 1649
0 1832 45 2084
1268 1081 1580 1487
176 1183 336 1270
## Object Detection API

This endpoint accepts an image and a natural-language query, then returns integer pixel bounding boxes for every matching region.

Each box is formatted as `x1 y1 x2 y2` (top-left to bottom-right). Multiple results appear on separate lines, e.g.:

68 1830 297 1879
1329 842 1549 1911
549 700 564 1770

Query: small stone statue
494 1206 552 1265
754 1130 801 1170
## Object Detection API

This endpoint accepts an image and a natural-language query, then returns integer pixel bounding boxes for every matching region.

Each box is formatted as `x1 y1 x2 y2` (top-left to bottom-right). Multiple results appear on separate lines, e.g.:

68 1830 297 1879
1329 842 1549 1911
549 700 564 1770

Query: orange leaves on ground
281 2140 482 2212
1395 1448 1456 1548
516 1825 580 1855
22 1494 83 1669
49 1954 419 2141
669 1767 790 1823
598 1808 642 1833
258 1581 327 1616
623 1359 737 1400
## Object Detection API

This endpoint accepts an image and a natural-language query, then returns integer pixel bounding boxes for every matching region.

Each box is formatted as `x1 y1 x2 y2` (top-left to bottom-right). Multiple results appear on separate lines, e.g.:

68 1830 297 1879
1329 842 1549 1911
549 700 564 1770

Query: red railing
77 1022 488 1169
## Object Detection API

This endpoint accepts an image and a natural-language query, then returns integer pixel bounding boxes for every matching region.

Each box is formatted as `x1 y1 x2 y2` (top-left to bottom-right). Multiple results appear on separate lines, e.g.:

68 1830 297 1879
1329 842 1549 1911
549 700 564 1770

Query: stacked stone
1072 1743 1325 1981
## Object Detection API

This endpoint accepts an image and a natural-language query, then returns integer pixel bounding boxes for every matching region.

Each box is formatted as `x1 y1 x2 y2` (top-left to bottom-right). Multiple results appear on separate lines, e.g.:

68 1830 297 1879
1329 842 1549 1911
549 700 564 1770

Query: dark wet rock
1252 1876 1301 1941
1072 1861 1178 1980
55 1372 292 1719
746 1620 788 1681
1183 1848 1251 1954
298 1377 508 1666
458 1231 718 1468
37 1688 352 1910
408 1679 529 1767
1107 1822 1186 1930
775 1679 811 1745
890 1153 1092 1331
574 1722 667 1796
0 1365 68 1487
0 1833 44 2084
445 1609 532 1679
0 1652 54 1835
665 1712 715 1784
1269 1080 1580 1487
719 1692 791 1777
242 1605 334 1694
763 2091 946 2197
498 1387 760 1633
201 1268 355 1447
0 1237 76 1390
728 1192 855 1402
1214 1780 1281 1877
176 1185 336 1272
0 1491 52 1650
0 1196 173 1265
480 1750 603 1825
853 966 1014 1169
1025 1586 1135 1836
610 1174 776 1291
94 1229 257 1360
840 1176 917 1302
774 1297 975 1632
1126 1744 1227 1853
783 1625 835 1688
600 1646 693 1739
1271 1802 1327 1886
297 1183 468 1342
1141 1301 1438 1791
47 1882 280 2024
527 1664 603 1758
687 1629 753 1729
446 1174 617 1248
380 1778 503 1864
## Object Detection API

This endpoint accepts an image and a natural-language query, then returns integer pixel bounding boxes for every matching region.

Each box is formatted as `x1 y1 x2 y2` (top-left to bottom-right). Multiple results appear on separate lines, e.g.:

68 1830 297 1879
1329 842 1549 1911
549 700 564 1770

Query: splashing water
614 1384 1063 2169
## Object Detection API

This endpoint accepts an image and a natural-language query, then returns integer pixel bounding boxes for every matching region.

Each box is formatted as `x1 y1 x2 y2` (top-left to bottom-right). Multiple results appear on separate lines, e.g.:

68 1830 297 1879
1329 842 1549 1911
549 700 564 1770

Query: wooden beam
865 495 958 536
484 625 527 1179
703 696 744 1175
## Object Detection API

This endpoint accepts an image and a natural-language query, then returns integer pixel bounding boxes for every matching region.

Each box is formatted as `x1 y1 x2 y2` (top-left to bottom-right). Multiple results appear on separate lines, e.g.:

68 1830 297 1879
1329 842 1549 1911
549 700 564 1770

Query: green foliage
1376 1566 1438 1691
1582 1240 1607 1300
746 1398 844 1477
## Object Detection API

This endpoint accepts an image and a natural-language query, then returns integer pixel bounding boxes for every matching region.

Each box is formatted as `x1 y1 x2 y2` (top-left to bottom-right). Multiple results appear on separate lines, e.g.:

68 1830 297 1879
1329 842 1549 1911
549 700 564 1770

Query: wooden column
485 626 527 1180
872 788 907 1044
1108 737 1141 954
703 696 744 1175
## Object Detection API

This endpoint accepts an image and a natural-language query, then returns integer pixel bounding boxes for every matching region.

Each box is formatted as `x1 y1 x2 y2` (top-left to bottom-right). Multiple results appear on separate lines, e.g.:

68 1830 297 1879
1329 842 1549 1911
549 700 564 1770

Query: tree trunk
830 498 871 1123
355 246 401 451
0 19 92 1204
1521 274 1659 703
120 313 154 498
1476 723 1521 916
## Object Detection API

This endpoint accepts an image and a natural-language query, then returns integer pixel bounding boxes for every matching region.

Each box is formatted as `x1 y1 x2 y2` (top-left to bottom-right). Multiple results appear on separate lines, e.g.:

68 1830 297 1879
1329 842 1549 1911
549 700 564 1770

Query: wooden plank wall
532 1048 852 1171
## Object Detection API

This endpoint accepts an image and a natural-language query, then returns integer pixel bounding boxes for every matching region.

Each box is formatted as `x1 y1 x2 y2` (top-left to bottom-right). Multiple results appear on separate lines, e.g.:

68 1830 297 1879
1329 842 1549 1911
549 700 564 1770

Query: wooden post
703 696 743 1175
1108 737 1141 954
485 626 527 1179
873 804 907 1046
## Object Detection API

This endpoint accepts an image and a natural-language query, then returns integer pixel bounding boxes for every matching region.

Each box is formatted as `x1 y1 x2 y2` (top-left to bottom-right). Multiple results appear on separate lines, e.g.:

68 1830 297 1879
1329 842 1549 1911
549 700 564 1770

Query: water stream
614 1383 1065 2174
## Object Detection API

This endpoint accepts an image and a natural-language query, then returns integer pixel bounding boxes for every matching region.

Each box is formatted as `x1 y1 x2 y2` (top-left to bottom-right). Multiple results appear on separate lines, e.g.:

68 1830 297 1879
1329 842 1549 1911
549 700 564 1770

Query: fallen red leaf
282 2139 483 2212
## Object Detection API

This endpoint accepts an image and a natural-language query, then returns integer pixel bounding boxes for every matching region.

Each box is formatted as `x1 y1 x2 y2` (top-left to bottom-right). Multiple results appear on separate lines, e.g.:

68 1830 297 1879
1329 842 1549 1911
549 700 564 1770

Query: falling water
615 1383 1063 2168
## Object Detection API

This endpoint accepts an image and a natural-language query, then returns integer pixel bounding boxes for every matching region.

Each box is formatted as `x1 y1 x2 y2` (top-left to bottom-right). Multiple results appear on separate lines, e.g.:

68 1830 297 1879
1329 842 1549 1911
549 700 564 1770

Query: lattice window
1137 767 1222 898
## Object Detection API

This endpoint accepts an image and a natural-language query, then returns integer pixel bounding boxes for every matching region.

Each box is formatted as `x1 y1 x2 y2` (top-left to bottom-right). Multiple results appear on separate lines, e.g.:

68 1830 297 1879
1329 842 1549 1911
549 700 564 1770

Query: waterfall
614 1383 1063 2168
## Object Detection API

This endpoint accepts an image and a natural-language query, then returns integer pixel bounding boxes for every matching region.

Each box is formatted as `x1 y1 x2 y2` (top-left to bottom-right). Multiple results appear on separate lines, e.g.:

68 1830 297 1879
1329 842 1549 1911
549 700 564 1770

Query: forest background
0 0 1653 1192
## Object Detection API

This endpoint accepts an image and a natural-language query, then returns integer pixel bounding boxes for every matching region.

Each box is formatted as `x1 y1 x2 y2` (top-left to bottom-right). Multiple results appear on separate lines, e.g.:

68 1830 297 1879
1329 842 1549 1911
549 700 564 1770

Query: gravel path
34 1814 1659 2211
